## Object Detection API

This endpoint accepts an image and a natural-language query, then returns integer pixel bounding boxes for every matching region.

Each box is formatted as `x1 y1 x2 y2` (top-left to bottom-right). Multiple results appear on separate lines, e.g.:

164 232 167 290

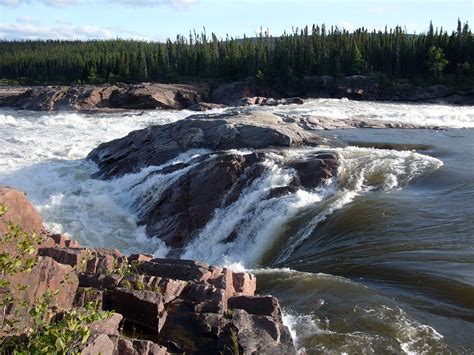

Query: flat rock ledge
0 186 297 354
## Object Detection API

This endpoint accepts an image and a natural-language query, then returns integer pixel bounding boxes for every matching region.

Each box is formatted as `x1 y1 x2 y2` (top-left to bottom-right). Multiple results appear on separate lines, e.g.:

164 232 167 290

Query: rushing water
0 99 473 353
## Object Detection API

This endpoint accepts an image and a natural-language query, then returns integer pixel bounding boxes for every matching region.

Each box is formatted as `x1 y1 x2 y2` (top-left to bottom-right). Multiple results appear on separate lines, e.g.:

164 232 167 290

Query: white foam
0 102 446 259
245 98 474 128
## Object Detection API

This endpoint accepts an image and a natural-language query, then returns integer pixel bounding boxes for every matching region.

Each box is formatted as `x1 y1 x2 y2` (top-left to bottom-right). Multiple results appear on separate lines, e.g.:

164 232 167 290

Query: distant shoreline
1 76 473 112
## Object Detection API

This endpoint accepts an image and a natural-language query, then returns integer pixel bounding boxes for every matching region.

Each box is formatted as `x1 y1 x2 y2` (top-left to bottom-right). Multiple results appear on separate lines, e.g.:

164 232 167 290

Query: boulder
103 288 167 333
73 287 104 308
1 256 79 332
139 259 213 282
161 309 295 354
228 295 281 318
117 338 169 355
6 256 78 309
78 272 123 289
188 102 227 111
233 272 257 296
108 83 209 110
90 312 123 336
210 80 259 105
181 282 228 313
286 151 340 188
128 253 154 263
37 247 124 273
0 185 44 235
81 333 116 355
87 112 320 179
1 83 211 111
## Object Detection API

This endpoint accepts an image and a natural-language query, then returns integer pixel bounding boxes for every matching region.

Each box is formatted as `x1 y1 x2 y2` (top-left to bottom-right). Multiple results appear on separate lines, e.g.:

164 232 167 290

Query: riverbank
1 75 473 112
0 185 296 354
1 99 473 353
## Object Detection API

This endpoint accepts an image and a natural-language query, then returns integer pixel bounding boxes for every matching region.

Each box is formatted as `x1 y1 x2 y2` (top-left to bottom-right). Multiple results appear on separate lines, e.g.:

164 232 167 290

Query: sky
0 0 472 41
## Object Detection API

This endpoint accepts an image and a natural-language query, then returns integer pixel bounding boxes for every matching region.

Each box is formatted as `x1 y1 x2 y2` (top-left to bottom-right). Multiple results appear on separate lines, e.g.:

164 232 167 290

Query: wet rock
267 185 300 199
103 288 167 333
87 112 320 179
141 153 267 249
222 309 295 355
236 96 267 106
287 151 340 188
263 97 304 106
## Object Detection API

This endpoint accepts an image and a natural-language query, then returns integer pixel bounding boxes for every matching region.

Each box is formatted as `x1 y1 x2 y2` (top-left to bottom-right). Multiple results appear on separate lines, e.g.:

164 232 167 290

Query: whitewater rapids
1 98 473 353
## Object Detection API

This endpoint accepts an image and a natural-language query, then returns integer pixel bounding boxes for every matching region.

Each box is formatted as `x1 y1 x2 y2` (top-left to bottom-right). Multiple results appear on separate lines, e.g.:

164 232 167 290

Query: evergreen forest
0 20 472 85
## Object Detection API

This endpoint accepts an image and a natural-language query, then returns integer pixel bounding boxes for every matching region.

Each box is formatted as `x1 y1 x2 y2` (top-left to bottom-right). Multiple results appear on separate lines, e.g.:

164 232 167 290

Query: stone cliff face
0 186 297 354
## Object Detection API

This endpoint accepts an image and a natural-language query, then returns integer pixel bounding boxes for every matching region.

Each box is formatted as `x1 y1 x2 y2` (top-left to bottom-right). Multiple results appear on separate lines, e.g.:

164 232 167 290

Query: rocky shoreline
1 75 473 112
0 185 296 354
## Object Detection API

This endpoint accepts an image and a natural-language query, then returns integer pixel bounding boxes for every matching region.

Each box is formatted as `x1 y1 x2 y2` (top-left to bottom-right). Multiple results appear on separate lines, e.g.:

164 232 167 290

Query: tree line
0 20 472 85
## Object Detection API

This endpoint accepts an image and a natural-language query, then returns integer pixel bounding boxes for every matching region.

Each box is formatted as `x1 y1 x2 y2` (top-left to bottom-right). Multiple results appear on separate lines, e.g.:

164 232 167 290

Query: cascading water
1 99 473 353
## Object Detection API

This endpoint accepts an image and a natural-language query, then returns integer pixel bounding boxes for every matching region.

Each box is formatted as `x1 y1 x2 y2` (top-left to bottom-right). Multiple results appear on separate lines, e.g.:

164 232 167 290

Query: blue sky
0 0 472 41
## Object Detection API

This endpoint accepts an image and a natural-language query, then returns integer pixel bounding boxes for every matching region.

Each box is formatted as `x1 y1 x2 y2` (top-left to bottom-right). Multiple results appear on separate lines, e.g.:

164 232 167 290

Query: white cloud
0 0 24 5
111 0 198 10
0 22 115 40
0 16 157 40
0 0 198 9
16 15 37 23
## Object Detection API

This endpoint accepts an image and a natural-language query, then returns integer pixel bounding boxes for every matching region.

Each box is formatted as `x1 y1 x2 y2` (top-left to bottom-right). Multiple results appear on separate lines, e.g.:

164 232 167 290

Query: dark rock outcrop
2 77 473 111
287 151 340 188
103 288 168 333
86 112 341 251
0 83 211 111
188 102 227 111
141 152 266 250
87 112 322 179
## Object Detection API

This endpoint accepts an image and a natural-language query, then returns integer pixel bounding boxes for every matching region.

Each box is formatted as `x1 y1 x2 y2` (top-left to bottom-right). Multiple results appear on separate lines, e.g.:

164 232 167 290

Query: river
0 99 473 353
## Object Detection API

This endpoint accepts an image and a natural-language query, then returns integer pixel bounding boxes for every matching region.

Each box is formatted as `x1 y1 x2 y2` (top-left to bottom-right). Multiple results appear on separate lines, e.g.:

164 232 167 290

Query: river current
0 99 473 353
